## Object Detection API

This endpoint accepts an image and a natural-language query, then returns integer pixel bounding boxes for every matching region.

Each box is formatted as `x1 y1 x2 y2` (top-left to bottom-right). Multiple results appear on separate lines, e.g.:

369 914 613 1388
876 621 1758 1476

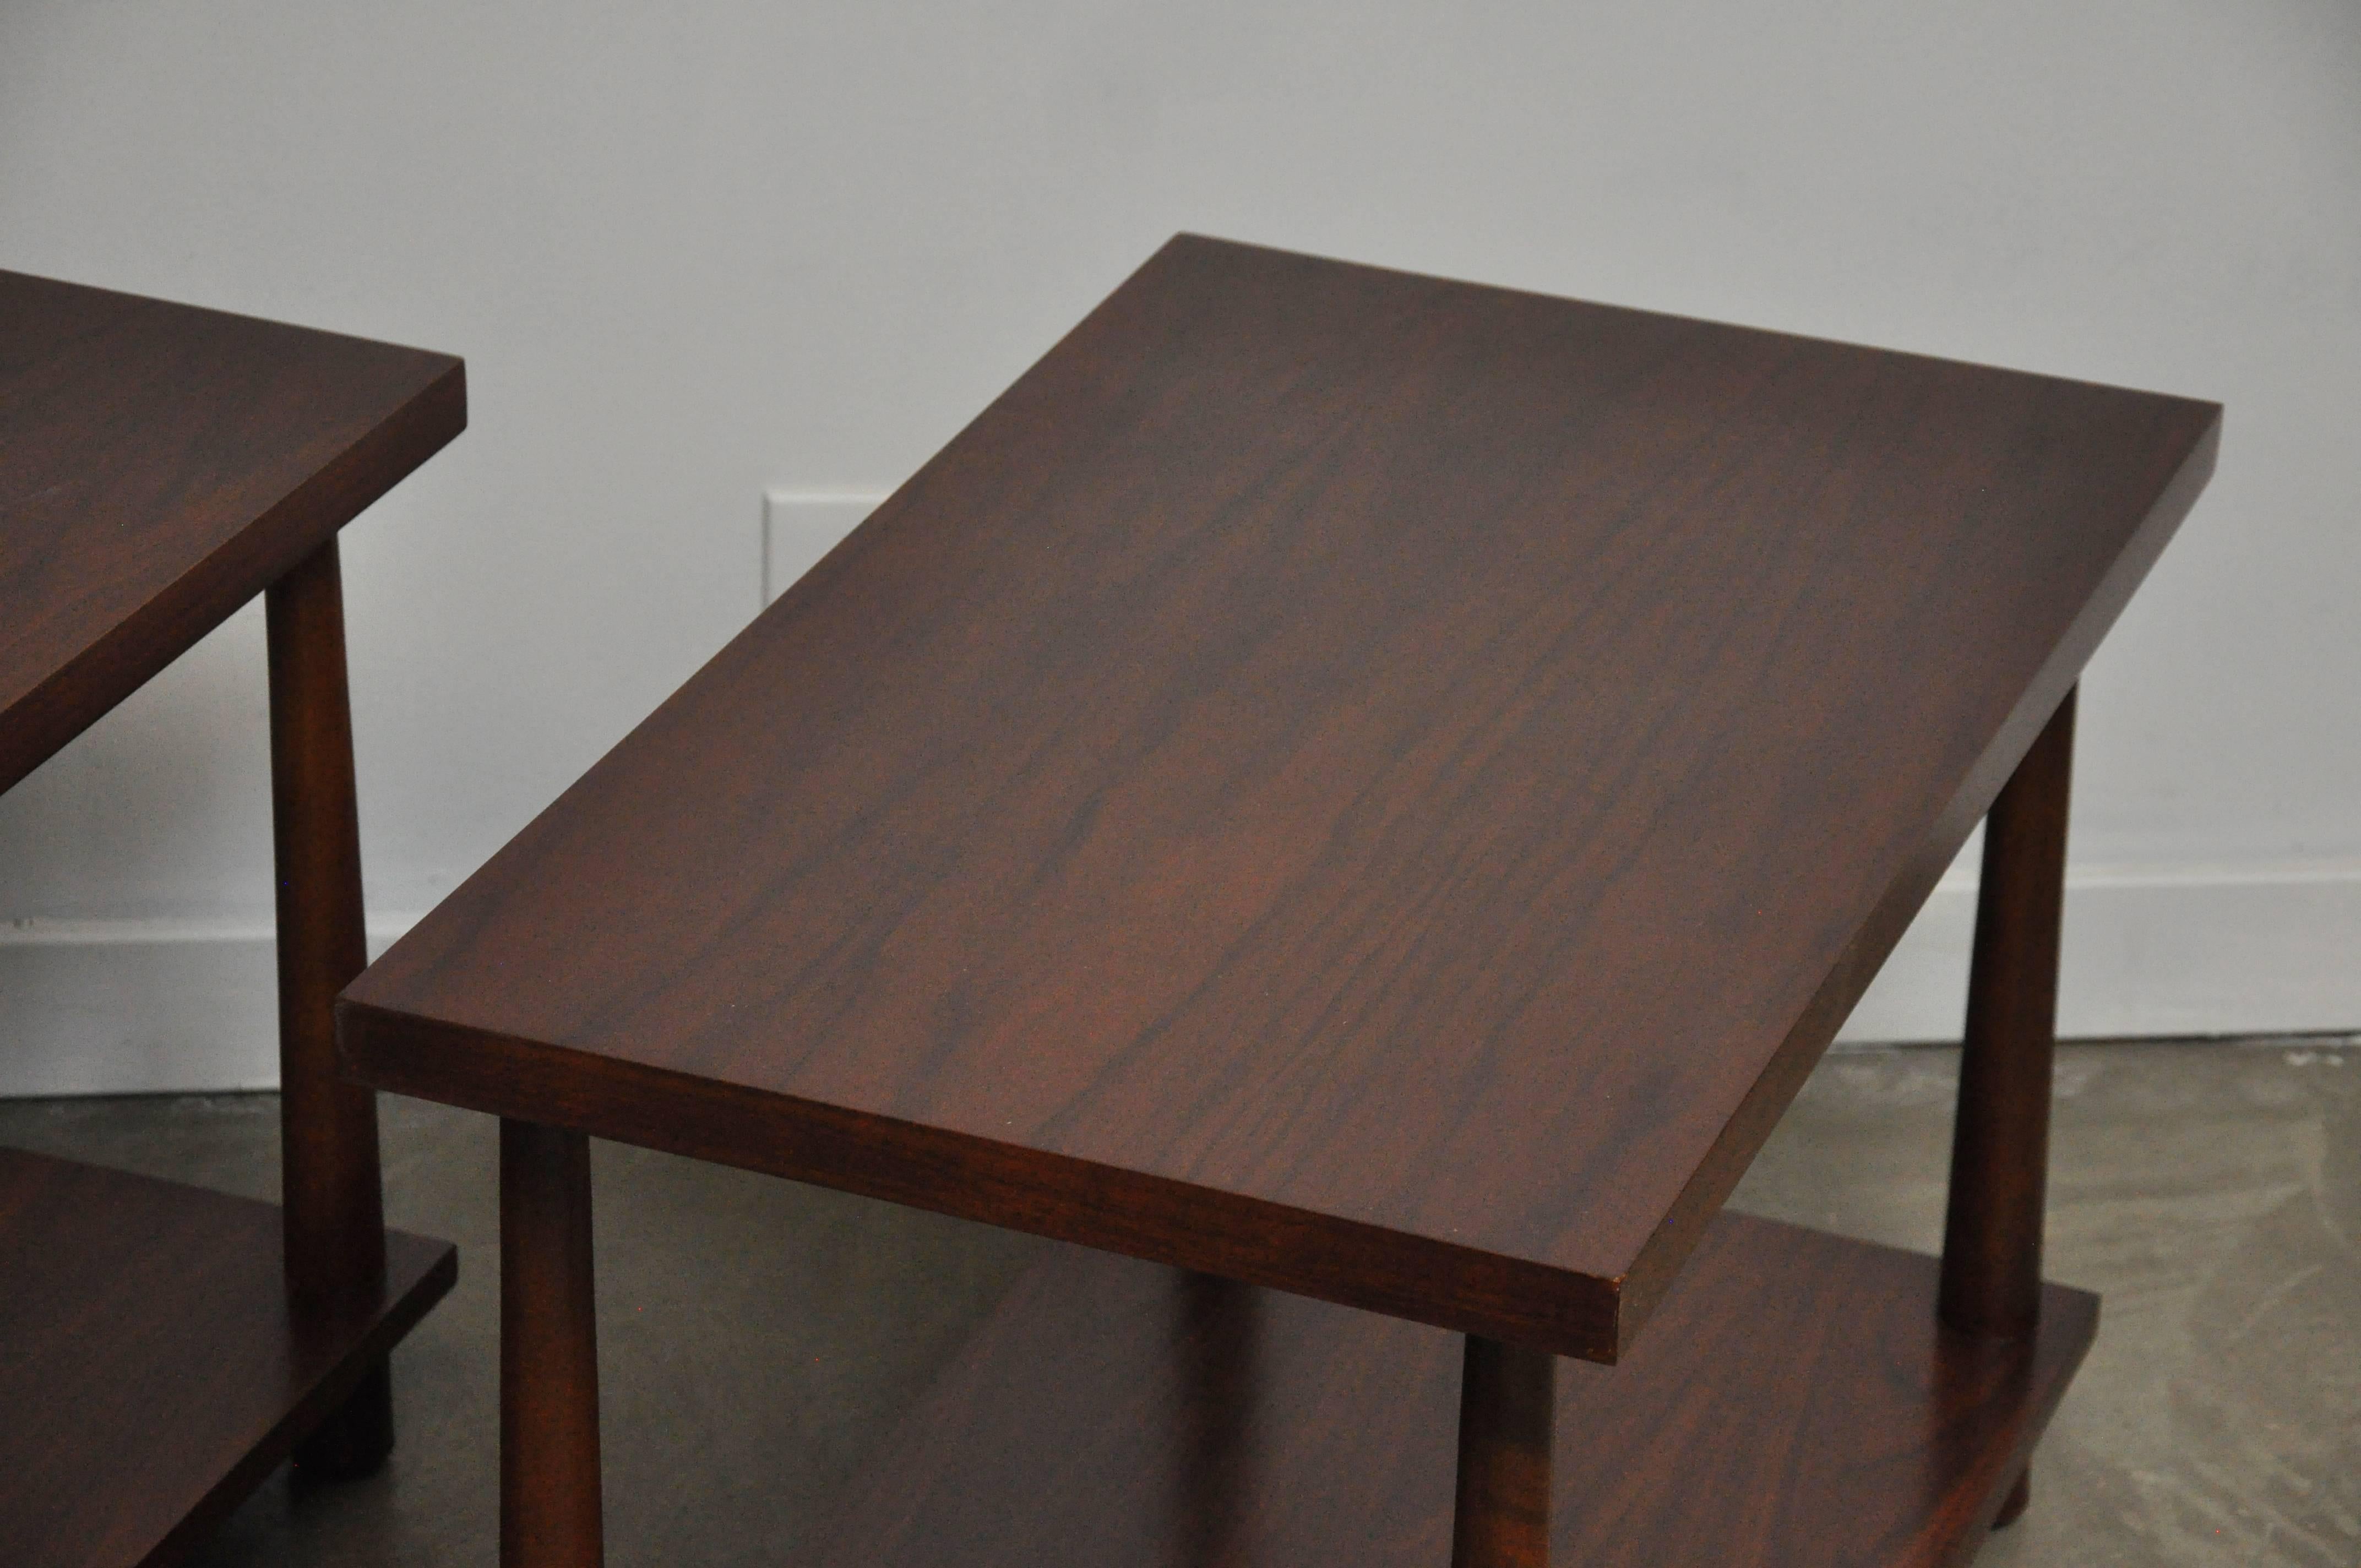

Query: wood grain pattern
812 1212 2096 1567
0 1147 456 1568
0 270 464 796
343 235 2216 1361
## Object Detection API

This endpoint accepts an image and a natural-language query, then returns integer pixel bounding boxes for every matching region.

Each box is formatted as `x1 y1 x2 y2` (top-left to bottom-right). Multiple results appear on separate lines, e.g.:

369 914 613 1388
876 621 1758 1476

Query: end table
1 271 464 1566
342 237 2217 1565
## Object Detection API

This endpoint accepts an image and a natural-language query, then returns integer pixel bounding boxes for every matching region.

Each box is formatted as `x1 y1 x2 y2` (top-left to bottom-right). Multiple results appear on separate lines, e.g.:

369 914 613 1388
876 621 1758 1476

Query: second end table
341 236 2218 1566
1 271 466 1565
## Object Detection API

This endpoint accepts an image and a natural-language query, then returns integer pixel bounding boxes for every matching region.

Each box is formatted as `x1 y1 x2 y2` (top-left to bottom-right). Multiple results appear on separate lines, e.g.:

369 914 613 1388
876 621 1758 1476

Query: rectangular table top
0 271 464 795
342 236 2216 1361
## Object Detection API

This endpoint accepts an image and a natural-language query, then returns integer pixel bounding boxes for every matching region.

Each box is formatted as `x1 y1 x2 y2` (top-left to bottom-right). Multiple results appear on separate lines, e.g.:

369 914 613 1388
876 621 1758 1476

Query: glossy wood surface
813 1211 2096 1567
344 234 2215 1360
0 1147 456 1568
0 270 464 797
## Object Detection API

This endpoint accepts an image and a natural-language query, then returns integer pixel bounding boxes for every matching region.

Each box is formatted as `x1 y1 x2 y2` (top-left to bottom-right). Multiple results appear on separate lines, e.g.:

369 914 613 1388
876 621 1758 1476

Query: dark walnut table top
342 236 2216 1362
0 270 464 795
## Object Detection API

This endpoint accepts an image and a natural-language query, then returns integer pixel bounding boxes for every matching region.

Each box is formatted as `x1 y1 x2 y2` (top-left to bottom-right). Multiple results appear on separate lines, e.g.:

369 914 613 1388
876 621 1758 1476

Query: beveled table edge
338 995 1629 1362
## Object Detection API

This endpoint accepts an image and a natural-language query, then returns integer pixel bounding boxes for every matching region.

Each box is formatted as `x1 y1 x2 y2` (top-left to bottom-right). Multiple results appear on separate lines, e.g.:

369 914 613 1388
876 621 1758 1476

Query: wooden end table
1 272 464 1566
340 237 2218 1565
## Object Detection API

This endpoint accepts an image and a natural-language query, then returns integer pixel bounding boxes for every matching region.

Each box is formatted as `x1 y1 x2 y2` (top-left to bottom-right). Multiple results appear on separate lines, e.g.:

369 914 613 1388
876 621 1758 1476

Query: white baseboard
0 917 416 1098
1840 860 2361 1043
4 864 2358 1097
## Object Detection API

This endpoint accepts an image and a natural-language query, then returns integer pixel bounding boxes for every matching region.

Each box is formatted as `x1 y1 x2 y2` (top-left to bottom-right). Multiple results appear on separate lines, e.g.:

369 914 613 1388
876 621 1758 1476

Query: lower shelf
816 1211 2095 1567
0 1146 458 1568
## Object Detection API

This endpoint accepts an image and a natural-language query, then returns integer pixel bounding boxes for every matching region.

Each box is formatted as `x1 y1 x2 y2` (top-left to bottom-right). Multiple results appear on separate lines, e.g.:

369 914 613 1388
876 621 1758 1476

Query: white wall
4 2 2357 1093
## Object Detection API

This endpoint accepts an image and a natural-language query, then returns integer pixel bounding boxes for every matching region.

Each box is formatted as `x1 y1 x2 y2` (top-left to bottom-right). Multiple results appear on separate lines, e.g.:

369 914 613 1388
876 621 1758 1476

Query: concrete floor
2 1039 2354 1566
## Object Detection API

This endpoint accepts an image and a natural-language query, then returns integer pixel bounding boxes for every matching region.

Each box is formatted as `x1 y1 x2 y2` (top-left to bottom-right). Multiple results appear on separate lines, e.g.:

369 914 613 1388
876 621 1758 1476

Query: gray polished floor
2 1038 2353 1566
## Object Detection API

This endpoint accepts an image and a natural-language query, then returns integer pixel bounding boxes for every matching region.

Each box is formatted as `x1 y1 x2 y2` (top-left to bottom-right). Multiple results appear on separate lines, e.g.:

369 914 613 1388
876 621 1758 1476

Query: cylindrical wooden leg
1940 685 2075 1528
503 1119 604 1568
267 537 393 1478
1451 1335 1555 1568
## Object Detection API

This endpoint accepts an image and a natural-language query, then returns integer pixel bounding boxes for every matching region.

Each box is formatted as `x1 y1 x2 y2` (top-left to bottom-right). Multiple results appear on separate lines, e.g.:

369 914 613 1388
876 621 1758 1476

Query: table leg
503 1119 604 1568
1451 1334 1555 1567
266 537 393 1478
1939 685 2075 1526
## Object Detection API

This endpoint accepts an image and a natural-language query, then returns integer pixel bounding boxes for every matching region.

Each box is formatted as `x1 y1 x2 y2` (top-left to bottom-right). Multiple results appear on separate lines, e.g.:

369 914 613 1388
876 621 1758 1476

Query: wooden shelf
810 1211 2095 1567
0 1148 456 1568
